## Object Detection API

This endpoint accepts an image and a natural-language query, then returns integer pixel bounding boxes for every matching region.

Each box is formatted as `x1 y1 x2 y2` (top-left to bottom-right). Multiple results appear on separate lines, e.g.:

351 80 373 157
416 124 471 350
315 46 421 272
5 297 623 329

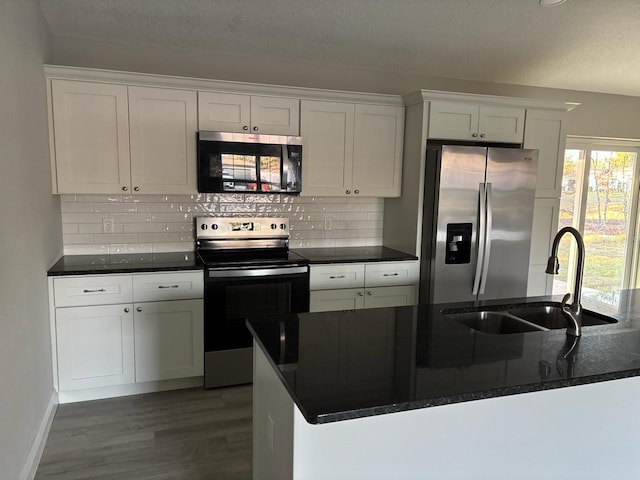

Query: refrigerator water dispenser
445 223 472 264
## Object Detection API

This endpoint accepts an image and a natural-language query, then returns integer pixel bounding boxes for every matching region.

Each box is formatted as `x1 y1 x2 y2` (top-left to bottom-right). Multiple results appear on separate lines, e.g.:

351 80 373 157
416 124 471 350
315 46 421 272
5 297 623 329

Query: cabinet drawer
132 271 203 302
310 264 365 290
53 275 133 307
365 261 419 287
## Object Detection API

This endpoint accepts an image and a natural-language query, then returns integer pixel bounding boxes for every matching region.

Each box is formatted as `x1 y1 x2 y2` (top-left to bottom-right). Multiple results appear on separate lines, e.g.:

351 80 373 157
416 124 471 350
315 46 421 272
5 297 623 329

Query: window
556 138 640 308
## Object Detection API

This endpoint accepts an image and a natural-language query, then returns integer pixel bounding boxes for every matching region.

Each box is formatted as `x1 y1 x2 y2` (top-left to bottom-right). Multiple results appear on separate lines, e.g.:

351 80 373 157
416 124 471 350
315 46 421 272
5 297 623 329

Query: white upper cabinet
198 91 300 135
301 100 404 197
428 101 525 143
51 80 131 194
128 86 197 194
50 80 198 194
523 108 567 198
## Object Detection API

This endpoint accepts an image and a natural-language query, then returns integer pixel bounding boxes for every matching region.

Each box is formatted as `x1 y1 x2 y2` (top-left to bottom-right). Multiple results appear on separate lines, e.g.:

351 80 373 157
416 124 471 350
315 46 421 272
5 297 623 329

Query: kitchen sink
506 305 617 330
445 304 617 334
446 311 546 334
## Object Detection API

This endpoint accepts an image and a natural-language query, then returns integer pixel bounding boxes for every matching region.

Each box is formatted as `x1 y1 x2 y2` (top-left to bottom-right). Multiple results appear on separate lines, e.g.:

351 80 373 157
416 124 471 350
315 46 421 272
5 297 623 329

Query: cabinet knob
358 291 364 296
346 190 351 194
480 133 486 138
472 133 478 138
124 307 130 313
354 189 360 194
134 186 140 192
243 125 249 131
253 126 259 131
122 186 128 191
367 291 373 296
136 307 142 312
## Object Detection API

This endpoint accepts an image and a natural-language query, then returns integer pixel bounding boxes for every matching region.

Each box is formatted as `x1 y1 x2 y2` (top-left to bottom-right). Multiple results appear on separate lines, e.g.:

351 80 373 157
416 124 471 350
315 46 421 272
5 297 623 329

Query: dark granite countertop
247 290 640 424
291 246 417 264
47 252 202 276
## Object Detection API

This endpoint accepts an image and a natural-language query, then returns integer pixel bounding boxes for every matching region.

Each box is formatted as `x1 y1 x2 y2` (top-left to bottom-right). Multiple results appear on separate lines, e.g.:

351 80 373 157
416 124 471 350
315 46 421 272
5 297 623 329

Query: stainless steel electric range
195 216 309 388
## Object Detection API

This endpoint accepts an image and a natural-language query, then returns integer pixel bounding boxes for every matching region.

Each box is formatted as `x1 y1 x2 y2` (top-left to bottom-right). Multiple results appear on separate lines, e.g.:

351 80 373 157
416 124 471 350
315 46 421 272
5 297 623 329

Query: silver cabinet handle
358 291 364 296
382 273 399 277
472 133 478 138
480 133 486 138
253 126 259 131
367 291 373 296
329 275 345 279
83 288 106 293
346 190 351 194
243 125 249 131
158 285 179 289
122 186 128 191
136 307 142 312
354 190 359 194
124 307 130 313
134 186 140 192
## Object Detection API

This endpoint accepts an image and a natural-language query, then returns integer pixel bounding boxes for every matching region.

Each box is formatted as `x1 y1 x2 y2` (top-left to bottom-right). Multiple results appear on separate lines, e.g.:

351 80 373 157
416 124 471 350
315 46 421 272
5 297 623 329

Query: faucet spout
546 226 585 337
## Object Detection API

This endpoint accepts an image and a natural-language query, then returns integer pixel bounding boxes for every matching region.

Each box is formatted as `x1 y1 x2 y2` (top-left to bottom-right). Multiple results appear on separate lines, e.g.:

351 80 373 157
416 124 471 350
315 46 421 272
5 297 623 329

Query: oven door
203 264 309 388
204 264 309 352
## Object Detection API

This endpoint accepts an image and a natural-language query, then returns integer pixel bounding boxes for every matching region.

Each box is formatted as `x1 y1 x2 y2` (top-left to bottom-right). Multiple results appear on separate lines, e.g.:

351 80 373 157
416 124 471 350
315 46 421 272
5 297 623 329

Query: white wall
0 1 61 478
48 36 640 140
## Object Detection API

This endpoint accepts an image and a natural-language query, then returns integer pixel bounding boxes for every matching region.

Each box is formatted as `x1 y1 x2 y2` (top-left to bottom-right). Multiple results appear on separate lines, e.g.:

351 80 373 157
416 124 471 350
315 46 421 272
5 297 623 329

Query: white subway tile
219 204 256 213
78 224 103 234
124 194 168 203
165 194 207 202
217 194 245 203
92 203 137 213
149 212 192 223
292 231 325 240
93 233 138 244
152 242 195 253
138 233 180 243
63 244 109 255
164 223 194 233
136 202 180 213
325 203 359 213
109 243 153 254
62 213 103 224
76 194 122 203
335 238 377 247
63 234 95 245
62 224 79 234
123 223 165 233
179 232 195 242
109 213 151 223
244 194 281 203
179 203 218 213
61 202 92 213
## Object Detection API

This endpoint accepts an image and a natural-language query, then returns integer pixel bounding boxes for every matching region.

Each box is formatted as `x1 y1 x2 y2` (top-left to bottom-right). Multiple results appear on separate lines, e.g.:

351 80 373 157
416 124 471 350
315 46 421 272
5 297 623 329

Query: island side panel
291 376 640 480
253 341 294 480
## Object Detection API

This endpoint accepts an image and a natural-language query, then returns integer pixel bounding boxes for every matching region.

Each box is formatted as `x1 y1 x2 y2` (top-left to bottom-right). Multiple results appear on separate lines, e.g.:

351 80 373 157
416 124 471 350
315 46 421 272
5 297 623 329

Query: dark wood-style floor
35 385 253 480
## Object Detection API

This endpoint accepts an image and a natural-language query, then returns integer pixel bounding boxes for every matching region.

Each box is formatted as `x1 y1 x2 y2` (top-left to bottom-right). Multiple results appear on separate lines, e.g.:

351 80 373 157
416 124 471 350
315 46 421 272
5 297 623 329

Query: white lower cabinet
133 299 204 382
56 303 135 391
51 270 204 400
309 261 419 312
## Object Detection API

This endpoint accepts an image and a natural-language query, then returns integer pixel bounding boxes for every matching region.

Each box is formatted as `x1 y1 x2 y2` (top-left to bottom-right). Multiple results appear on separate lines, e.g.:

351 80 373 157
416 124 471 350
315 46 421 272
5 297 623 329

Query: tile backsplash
60 194 384 255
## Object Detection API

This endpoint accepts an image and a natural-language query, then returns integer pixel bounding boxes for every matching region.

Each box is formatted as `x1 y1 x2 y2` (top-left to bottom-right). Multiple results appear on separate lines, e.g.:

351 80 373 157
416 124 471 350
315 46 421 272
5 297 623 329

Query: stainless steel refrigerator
420 144 538 304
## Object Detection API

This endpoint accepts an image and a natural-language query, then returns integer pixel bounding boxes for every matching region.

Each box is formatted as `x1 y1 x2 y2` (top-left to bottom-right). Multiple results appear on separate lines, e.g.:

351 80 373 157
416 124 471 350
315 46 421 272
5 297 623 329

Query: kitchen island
247 292 640 480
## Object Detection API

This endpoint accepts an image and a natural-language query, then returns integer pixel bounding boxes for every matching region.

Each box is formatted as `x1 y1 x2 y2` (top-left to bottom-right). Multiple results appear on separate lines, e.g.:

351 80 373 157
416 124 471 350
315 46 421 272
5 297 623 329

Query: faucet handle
561 292 572 309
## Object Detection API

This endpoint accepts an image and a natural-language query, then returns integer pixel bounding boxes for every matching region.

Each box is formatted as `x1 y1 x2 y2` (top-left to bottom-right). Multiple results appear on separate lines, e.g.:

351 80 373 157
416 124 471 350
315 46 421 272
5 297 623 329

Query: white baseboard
19 390 58 480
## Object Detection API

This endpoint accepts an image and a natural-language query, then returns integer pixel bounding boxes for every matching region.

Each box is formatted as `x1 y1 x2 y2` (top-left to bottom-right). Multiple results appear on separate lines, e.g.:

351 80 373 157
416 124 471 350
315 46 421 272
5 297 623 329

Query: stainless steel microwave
197 131 302 194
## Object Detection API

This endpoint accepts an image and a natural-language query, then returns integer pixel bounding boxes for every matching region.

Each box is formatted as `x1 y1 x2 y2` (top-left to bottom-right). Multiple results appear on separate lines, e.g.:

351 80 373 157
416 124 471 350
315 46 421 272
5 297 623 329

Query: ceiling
38 0 640 97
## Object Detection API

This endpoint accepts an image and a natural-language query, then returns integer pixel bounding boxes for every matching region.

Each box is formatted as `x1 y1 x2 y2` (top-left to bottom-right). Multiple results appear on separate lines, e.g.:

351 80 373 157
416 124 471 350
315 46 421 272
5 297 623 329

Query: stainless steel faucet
545 226 585 337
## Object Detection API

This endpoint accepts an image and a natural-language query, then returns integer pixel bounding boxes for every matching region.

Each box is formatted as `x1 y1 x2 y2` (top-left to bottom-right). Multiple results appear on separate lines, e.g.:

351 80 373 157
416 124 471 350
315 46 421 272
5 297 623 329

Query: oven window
225 283 291 318
221 154 258 191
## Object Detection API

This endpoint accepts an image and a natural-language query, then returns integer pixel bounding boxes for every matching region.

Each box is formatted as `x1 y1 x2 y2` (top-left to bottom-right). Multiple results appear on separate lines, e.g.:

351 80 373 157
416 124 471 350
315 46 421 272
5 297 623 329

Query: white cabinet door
352 104 404 197
56 304 135 391
527 198 560 296
133 299 204 382
524 109 567 198
310 288 365 312
128 86 198 194
364 285 417 308
198 92 300 135
51 80 131 194
428 101 525 143
478 106 525 143
197 91 251 132
300 100 355 196
250 96 300 135
428 101 479 141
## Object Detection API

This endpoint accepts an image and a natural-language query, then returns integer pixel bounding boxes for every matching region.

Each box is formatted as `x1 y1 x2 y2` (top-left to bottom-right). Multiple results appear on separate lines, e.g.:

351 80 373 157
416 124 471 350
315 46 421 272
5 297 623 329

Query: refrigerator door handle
479 183 493 294
472 183 487 295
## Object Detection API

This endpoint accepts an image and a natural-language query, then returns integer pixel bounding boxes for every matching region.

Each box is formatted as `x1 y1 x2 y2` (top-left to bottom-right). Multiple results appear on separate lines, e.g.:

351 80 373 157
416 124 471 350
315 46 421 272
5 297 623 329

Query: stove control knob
200 224 208 230
280 223 287 230
211 224 219 230
270 223 277 230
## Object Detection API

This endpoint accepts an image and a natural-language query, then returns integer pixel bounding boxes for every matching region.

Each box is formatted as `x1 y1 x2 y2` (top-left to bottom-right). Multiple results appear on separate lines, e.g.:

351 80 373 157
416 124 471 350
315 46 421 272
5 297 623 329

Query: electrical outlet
102 217 114 233
324 217 332 230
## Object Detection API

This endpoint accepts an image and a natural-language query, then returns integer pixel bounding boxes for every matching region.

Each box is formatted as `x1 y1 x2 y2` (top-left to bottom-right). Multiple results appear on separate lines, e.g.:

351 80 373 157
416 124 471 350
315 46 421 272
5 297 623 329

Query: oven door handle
207 266 308 278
